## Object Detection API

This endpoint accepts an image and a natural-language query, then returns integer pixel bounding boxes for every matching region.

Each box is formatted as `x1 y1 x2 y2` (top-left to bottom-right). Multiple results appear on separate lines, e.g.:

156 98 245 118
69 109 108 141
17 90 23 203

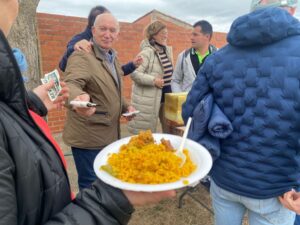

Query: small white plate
122 110 140 117
93 133 212 192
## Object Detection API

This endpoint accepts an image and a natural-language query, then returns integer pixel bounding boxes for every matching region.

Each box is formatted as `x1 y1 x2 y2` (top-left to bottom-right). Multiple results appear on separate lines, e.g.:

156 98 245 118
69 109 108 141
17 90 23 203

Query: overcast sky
37 0 300 32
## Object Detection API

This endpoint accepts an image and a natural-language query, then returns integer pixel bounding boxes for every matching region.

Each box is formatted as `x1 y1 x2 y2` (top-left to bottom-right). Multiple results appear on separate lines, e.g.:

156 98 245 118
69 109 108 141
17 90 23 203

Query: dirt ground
54 124 249 225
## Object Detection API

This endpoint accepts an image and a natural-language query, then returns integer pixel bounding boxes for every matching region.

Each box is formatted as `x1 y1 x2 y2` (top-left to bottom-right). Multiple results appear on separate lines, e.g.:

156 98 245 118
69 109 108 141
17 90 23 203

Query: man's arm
121 96 130 113
171 52 185 93
45 179 175 225
45 180 134 225
0 124 17 225
64 51 92 101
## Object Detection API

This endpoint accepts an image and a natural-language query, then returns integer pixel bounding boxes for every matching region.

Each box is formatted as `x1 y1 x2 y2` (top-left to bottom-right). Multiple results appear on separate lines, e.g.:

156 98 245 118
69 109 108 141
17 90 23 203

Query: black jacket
0 29 133 225
188 45 218 74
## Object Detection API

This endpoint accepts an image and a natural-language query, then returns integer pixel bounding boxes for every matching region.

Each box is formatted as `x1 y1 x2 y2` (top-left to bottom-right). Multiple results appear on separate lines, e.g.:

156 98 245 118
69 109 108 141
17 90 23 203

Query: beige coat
128 40 173 134
63 46 127 149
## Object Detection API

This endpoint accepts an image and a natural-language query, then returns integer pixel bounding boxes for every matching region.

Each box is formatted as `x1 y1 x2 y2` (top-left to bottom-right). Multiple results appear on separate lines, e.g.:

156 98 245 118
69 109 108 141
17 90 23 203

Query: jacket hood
140 39 154 50
227 7 300 47
139 39 173 59
0 29 30 121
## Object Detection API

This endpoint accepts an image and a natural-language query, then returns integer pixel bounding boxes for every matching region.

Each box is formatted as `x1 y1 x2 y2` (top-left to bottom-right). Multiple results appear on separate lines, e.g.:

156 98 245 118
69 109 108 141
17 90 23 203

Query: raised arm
59 30 92 72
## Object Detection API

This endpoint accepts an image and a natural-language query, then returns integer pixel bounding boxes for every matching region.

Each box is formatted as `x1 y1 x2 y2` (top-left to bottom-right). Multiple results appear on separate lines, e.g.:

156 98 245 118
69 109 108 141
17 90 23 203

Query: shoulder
71 29 92 42
141 46 154 54
68 51 95 64
209 44 218 53
179 49 190 59
140 47 156 59
66 51 97 73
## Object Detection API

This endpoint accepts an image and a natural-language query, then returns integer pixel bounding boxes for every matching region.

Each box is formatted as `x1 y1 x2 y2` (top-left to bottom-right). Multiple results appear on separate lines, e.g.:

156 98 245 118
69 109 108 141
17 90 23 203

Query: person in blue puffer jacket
182 1 300 225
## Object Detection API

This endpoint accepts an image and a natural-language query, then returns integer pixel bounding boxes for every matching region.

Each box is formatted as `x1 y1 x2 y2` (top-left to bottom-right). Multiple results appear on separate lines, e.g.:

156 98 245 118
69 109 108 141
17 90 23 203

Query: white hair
93 13 120 32
250 0 298 11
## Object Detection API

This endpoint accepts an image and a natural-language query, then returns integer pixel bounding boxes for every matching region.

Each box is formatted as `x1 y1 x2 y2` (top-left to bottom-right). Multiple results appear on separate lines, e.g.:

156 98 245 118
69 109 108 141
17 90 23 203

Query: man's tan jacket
63 45 127 149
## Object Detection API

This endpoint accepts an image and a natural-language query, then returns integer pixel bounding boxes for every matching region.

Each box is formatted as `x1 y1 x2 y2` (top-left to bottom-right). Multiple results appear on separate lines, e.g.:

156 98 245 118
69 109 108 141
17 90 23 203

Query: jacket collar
92 39 117 62
91 40 122 88
140 39 173 61
191 44 217 55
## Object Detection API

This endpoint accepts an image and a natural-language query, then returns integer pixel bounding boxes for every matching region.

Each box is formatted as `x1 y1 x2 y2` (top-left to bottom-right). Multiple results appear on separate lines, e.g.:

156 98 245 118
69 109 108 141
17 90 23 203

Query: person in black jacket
59 5 143 74
0 1 175 225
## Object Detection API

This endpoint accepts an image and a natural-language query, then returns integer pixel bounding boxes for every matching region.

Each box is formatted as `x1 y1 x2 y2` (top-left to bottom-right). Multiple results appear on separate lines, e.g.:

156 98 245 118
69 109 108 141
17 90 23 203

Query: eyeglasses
95 26 118 34
159 31 168 35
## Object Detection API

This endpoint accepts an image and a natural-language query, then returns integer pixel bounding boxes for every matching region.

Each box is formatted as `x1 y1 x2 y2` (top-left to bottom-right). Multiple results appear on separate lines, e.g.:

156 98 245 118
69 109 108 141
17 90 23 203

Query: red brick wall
37 13 227 133
37 14 87 133
133 15 151 26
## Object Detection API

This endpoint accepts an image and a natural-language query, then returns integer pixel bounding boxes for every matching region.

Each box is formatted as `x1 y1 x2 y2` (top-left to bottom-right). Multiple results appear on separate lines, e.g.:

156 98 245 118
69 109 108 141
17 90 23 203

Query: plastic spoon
175 117 192 167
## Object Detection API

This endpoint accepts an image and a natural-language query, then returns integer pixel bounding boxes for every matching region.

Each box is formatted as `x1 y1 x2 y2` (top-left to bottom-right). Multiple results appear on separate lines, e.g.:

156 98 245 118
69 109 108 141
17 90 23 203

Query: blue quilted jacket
182 7 300 199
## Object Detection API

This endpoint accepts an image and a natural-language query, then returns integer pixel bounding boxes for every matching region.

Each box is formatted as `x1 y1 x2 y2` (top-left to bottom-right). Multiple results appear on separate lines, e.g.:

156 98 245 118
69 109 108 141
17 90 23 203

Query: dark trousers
71 147 101 190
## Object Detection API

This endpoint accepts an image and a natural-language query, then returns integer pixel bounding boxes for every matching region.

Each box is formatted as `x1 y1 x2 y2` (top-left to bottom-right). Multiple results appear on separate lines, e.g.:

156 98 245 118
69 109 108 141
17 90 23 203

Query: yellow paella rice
101 130 197 184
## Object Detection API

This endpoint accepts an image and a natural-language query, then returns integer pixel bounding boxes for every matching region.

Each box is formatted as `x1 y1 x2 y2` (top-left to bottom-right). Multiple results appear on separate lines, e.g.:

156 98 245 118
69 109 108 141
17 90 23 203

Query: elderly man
171 20 217 93
0 2 175 224
59 5 142 74
182 0 300 225
63 13 135 190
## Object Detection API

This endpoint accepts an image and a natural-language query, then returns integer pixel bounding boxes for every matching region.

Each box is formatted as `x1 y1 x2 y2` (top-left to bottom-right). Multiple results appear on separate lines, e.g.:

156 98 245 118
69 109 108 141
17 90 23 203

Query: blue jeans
210 179 295 225
72 147 101 190
295 215 300 225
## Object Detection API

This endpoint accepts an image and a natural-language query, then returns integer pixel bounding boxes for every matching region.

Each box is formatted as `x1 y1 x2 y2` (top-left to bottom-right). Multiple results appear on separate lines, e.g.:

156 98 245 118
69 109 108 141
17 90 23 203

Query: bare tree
8 0 41 90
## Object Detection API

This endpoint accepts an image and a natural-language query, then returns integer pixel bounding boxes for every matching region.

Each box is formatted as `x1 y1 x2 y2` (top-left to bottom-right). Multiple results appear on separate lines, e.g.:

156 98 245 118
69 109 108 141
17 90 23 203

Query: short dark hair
193 20 213 38
87 6 110 29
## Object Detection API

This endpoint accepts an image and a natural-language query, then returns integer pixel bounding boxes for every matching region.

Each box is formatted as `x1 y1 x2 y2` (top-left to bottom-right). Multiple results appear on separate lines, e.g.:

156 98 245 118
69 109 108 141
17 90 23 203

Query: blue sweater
59 28 136 74
183 8 300 199
188 93 233 161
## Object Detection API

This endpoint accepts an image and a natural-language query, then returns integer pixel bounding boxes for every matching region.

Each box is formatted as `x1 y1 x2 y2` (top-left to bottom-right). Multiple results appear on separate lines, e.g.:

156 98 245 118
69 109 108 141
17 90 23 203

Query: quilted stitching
183 7 300 198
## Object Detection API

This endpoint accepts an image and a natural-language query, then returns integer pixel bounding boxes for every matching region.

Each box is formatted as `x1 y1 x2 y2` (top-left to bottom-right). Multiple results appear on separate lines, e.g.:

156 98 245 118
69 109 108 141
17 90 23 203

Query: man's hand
279 189 300 214
72 94 96 117
123 105 136 121
74 39 93 53
33 80 69 111
123 190 176 206
133 55 143 68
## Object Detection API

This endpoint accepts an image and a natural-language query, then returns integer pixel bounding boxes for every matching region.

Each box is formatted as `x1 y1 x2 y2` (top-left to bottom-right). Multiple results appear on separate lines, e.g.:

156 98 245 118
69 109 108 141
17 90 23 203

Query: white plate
122 110 140 117
93 133 213 192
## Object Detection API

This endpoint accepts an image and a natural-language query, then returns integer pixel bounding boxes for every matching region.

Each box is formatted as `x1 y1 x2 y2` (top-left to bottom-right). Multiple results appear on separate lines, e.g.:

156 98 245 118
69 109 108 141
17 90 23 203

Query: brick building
37 10 227 133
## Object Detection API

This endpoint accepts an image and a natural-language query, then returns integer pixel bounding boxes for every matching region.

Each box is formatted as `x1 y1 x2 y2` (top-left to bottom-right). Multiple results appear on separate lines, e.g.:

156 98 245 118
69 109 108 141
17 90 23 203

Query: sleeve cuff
27 91 48 117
